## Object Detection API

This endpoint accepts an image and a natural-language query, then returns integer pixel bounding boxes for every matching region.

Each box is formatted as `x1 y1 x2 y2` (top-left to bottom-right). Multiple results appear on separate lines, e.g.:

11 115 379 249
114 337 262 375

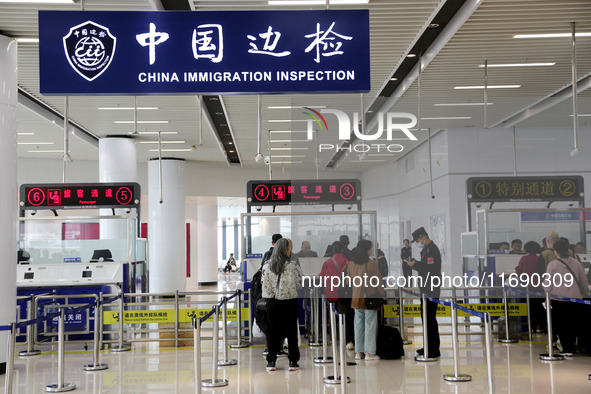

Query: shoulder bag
256 273 282 311
364 262 384 309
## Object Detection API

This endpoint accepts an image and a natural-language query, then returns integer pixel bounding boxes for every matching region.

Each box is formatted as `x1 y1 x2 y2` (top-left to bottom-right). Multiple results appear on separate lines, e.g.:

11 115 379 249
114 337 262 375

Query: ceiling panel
0 0 589 173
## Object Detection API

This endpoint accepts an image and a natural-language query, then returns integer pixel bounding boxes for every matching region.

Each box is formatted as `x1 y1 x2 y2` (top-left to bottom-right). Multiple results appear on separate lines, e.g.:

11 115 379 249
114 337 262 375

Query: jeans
354 308 378 355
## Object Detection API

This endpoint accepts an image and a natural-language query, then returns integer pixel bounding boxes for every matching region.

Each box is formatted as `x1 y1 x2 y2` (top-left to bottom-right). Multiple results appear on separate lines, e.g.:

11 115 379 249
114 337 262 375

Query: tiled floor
4 273 591 393
3 337 591 393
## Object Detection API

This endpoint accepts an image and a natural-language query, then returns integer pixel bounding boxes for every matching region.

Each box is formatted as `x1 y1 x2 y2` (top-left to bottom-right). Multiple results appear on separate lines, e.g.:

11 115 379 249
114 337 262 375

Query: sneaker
416 348 424 356
266 361 276 371
277 350 288 357
288 361 299 371
364 353 380 361
355 352 364 360
263 348 269 356
346 342 355 350
559 351 574 357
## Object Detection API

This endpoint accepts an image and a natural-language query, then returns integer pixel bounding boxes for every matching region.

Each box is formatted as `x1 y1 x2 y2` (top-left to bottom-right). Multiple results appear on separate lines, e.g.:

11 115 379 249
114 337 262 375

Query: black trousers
420 298 440 354
551 299 578 353
266 298 300 363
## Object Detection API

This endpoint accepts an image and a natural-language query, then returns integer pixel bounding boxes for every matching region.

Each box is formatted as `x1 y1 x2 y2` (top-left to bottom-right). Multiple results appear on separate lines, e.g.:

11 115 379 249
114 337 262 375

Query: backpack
376 325 405 359
250 267 270 334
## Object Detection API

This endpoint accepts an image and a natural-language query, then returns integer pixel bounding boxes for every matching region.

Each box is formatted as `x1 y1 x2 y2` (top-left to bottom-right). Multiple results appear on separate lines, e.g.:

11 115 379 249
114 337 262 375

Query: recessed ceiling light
115 120 169 124
99 107 159 110
428 23 440 29
139 140 185 144
478 62 555 68
228 150 235 153
17 132 36 135
27 150 63 153
271 155 306 158
228 142 233 145
569 114 591 117
268 106 326 109
0 0 77 3
269 130 308 133
454 85 521 89
268 0 369 5
268 119 309 123
434 102 493 106
390 77 398 81
514 32 591 39
352 159 385 162
132 131 178 135
406 53 417 58
18 142 54 145
270 140 309 143
15 38 39 43
148 148 193 152
270 147 308 150
421 116 472 120
269 161 304 164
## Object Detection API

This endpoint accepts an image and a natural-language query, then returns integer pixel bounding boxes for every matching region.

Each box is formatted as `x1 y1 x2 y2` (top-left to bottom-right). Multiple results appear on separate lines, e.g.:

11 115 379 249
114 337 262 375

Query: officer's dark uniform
411 227 441 357
400 245 412 279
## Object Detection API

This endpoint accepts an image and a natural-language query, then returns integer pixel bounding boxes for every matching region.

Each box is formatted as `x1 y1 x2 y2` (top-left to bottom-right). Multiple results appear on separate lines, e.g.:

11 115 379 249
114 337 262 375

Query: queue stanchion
46 309 76 392
193 317 202 394
499 286 518 343
484 312 495 394
5 323 17 394
526 291 532 342
398 288 412 345
443 290 471 382
338 312 350 392
539 292 564 361
415 294 438 362
323 305 350 385
84 300 108 371
314 296 333 364
19 295 40 356
309 288 321 347
218 298 237 366
230 290 249 348
201 305 228 388
110 291 131 352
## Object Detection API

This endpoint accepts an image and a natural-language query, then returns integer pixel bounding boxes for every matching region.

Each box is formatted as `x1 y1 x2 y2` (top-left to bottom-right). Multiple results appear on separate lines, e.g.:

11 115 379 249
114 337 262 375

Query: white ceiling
1 0 590 173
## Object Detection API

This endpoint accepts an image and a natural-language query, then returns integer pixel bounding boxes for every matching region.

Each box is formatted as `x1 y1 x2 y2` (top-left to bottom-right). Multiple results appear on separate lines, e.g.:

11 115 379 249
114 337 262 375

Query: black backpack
376 325 405 359
250 267 270 335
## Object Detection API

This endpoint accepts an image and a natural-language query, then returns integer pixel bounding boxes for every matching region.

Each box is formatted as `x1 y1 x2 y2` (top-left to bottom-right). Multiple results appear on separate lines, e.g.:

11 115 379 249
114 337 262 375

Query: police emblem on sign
63 21 116 82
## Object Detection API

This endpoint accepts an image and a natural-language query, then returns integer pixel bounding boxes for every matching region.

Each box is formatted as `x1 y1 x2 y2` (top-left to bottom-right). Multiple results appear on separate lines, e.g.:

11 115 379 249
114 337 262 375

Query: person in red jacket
318 241 354 347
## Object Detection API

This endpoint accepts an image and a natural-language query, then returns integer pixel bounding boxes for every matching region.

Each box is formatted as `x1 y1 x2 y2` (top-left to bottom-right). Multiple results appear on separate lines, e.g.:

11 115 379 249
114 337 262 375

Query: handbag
256 273 282 311
365 262 384 310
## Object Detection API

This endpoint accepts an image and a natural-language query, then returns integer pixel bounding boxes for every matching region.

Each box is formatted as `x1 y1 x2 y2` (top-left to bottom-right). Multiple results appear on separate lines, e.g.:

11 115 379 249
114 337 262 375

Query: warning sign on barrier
383 303 527 318
103 308 249 324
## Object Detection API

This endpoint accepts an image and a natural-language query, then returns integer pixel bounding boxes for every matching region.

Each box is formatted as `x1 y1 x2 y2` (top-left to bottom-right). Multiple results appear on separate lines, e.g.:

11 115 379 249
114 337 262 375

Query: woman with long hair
347 239 384 361
261 238 303 371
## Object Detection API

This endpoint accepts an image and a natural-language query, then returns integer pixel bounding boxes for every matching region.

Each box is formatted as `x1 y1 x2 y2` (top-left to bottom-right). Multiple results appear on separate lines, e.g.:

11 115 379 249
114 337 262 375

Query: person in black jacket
261 233 283 268
400 239 412 280
407 227 441 358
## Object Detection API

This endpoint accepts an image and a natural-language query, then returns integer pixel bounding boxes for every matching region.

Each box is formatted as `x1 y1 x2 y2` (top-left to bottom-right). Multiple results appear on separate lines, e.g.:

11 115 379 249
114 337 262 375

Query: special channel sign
39 10 370 95
466 176 584 203
247 179 360 206
20 183 140 210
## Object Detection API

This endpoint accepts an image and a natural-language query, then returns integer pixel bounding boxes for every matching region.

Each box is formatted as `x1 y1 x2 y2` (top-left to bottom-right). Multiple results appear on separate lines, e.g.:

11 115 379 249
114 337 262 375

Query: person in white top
261 238 302 371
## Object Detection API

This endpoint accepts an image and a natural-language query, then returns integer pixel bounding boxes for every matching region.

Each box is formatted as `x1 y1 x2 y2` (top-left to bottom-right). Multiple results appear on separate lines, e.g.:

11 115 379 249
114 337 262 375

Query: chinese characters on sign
39 10 370 94
21 183 140 210
467 176 584 203
248 179 360 206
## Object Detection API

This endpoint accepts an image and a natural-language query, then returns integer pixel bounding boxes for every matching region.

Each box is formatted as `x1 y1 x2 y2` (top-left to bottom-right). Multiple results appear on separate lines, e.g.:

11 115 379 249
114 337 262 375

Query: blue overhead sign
39 10 370 95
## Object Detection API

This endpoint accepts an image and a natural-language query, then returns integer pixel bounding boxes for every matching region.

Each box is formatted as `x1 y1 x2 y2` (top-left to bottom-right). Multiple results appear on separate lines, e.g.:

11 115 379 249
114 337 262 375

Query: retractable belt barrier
323 299 350 392
400 288 494 393
192 291 243 392
5 290 247 394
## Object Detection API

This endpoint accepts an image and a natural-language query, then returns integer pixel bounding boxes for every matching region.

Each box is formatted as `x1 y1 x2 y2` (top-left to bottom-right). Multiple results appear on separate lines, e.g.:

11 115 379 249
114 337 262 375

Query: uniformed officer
407 226 441 358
